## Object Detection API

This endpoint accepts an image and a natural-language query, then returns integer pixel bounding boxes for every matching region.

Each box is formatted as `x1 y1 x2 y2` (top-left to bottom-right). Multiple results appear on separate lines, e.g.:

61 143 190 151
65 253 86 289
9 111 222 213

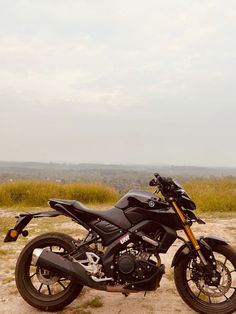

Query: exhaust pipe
106 285 138 293
32 248 106 290
32 249 139 294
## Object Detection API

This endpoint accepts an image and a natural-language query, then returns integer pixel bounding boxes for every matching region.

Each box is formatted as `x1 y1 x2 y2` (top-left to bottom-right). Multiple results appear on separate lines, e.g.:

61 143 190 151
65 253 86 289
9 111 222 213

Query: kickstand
122 293 129 297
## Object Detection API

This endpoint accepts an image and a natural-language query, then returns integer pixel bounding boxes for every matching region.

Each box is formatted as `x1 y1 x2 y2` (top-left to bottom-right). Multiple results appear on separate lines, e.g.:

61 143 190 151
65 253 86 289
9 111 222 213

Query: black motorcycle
4 173 236 313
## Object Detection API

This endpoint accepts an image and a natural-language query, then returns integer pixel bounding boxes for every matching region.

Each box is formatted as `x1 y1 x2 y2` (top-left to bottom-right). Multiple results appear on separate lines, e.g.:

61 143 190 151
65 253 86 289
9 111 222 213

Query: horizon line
0 160 235 169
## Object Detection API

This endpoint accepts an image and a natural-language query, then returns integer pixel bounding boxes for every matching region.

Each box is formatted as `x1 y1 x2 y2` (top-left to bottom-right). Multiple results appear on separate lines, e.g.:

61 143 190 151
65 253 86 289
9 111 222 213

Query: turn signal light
10 229 18 238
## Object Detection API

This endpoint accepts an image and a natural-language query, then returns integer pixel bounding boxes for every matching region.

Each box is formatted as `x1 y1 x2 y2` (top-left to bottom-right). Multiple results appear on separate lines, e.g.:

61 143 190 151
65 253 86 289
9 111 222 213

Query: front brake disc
195 260 232 298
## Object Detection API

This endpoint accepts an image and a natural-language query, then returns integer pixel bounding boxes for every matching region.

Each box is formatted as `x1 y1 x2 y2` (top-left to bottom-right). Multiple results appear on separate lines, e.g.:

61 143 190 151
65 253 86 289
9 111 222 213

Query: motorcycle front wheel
174 243 236 314
15 232 83 311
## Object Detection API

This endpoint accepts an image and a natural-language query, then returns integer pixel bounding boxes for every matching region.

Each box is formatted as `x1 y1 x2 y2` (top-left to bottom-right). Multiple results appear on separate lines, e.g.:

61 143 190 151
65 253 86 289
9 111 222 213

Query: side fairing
125 206 183 230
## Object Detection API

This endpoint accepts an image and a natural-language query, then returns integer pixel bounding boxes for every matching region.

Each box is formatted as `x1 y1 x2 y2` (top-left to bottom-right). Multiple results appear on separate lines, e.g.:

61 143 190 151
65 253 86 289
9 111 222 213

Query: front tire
174 243 236 314
15 232 83 311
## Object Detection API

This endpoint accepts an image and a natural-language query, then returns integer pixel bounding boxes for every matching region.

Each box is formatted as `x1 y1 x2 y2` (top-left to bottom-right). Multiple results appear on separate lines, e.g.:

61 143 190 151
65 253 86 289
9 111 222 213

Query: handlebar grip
149 179 157 186
152 173 175 192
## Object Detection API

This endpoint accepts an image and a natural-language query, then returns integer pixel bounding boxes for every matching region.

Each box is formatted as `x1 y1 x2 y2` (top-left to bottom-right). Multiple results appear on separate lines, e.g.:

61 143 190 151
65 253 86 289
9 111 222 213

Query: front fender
171 235 229 267
200 235 229 247
171 243 191 267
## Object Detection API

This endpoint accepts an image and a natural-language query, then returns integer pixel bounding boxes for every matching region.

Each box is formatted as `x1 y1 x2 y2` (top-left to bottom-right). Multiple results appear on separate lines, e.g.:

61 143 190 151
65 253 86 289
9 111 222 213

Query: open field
0 206 236 314
1 161 236 194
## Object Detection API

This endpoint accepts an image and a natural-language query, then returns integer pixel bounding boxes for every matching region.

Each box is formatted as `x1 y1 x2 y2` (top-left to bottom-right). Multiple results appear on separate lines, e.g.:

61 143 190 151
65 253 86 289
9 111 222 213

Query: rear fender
4 210 62 242
171 235 229 267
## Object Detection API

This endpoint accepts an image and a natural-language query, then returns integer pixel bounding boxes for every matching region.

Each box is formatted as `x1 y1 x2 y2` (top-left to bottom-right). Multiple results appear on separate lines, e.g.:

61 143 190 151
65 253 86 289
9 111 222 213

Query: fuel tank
115 190 182 229
115 189 170 210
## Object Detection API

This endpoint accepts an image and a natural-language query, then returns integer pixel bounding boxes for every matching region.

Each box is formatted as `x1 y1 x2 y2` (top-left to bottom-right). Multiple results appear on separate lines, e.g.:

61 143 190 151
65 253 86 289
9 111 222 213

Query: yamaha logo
149 201 155 207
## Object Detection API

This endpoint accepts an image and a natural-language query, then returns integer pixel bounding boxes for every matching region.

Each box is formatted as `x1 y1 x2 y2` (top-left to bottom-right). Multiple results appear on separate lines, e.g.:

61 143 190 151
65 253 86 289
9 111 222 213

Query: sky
0 0 236 167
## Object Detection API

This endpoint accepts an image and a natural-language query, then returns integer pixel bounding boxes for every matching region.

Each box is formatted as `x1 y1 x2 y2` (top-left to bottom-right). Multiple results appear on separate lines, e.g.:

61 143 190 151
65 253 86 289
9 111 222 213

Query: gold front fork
171 200 208 265
171 200 200 250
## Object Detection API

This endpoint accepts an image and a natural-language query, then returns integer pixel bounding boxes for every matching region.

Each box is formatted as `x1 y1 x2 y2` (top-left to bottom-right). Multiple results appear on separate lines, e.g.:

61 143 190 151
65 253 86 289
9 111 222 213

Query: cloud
0 0 236 166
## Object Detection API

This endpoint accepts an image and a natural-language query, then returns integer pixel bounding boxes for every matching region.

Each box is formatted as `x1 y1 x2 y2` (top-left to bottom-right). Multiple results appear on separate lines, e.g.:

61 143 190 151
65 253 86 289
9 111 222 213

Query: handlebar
149 173 175 193
149 173 167 186
149 173 196 210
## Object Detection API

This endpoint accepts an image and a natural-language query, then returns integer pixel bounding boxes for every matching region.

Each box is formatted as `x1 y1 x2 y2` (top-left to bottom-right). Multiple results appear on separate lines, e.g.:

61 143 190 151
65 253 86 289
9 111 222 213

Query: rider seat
48 198 131 229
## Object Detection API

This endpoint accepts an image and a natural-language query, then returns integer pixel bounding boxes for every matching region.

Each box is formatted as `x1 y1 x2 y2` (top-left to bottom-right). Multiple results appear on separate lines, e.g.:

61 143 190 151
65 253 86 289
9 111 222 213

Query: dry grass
0 177 235 212
0 180 119 207
82 296 104 308
184 177 236 212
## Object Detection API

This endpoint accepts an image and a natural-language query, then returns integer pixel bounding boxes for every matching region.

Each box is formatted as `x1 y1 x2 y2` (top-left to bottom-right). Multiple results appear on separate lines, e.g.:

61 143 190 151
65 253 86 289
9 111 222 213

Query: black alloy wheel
15 232 83 311
174 243 236 314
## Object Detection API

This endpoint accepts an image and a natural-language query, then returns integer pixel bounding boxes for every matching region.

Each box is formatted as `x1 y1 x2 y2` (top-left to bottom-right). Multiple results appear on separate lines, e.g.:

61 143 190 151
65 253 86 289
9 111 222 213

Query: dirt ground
1 210 236 314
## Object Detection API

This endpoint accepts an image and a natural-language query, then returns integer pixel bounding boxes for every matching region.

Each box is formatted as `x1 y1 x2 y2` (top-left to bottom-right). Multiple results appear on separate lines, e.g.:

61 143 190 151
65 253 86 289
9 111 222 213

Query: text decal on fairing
120 234 130 244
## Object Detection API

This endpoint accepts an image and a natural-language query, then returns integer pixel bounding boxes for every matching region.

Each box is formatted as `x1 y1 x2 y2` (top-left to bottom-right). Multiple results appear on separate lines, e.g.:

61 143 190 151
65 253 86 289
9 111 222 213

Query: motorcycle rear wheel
174 243 236 314
15 232 83 311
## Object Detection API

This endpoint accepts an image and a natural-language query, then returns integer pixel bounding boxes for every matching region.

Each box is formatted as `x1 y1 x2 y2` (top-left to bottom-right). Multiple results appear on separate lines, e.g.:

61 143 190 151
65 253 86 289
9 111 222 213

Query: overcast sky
0 0 236 167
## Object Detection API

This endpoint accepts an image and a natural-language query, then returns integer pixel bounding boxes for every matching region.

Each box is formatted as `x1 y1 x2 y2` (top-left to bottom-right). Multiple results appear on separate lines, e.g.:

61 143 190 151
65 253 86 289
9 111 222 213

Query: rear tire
174 243 236 314
15 232 83 311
